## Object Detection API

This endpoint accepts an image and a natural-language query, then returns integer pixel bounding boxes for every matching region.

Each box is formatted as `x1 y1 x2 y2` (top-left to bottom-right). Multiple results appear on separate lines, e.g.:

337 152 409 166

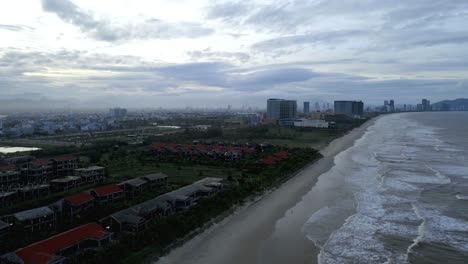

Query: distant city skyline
1 1 468 109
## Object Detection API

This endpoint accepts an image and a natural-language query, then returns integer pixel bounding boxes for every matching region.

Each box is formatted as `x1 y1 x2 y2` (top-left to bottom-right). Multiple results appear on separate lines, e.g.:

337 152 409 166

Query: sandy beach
156 119 377 264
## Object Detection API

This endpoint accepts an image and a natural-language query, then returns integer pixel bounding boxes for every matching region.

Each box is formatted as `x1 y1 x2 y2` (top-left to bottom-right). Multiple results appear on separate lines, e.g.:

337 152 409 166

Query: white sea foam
314 113 468 264
455 194 468 200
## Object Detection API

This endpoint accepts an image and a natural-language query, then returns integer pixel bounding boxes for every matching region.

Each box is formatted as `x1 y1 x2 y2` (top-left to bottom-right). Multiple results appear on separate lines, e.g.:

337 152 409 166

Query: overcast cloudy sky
1 0 467 109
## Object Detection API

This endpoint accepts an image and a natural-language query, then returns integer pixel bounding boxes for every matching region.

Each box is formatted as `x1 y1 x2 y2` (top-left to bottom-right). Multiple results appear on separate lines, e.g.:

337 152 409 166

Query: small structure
63 192 95 219
0 223 112 264
74 166 105 184
91 184 124 205
13 206 56 232
118 178 148 198
50 176 82 192
141 173 168 189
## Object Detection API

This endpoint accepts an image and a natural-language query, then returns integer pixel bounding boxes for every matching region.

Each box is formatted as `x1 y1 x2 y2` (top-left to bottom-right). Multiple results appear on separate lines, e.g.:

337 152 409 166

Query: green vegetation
78 147 320 264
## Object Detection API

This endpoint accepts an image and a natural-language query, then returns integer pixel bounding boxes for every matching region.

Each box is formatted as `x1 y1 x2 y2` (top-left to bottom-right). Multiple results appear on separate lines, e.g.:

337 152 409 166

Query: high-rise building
334 101 364 117
303 102 310 113
422 99 431 111
267 99 297 120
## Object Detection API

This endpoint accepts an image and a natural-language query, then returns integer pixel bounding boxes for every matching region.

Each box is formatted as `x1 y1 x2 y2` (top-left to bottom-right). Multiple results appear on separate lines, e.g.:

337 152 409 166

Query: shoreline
155 118 378 264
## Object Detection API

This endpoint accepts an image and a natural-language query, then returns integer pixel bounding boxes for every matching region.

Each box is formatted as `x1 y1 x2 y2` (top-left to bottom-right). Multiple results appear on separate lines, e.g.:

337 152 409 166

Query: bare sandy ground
156 119 377 264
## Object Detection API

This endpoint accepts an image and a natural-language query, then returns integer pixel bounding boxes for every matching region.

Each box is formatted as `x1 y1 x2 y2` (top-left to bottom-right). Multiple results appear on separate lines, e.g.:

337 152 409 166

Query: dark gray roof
120 178 148 187
50 176 81 183
75 166 104 172
142 173 168 181
14 206 53 221
112 208 146 225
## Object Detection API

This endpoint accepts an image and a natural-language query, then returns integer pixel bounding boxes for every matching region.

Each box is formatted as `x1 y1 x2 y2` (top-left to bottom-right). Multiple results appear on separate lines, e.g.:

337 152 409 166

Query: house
13 206 56 232
50 155 77 178
258 156 278 165
17 184 50 200
0 165 20 188
118 178 148 198
20 160 53 184
91 184 124 205
63 192 95 218
162 177 223 208
74 166 105 184
141 173 168 189
109 209 147 234
0 223 112 264
50 176 82 192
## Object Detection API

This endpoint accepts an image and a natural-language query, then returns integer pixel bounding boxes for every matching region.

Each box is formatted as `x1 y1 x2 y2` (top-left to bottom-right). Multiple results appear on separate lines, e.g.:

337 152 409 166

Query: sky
0 0 468 109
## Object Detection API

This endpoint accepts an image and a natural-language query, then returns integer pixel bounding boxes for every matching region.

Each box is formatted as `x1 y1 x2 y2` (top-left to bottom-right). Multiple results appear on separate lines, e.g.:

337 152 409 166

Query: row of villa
0 161 105 208
0 177 223 264
0 173 169 235
150 142 257 160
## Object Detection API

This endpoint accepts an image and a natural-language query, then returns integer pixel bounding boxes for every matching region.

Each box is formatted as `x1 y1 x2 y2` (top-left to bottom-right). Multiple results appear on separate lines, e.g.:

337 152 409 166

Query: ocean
302 112 468 263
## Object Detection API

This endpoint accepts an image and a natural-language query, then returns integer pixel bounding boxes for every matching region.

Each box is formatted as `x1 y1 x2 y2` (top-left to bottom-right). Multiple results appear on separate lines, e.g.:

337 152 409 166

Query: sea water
305 112 468 263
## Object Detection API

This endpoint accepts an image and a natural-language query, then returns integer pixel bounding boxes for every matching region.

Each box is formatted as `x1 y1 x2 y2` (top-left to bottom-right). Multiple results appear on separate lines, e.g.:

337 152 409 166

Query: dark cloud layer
41 0 213 41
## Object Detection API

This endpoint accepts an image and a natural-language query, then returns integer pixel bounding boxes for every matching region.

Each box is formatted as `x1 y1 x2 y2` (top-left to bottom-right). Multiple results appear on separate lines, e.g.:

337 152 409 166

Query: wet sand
156 119 377 264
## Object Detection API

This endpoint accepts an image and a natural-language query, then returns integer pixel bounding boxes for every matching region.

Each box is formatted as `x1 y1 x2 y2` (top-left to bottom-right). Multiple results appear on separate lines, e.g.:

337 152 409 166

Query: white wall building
293 119 329 128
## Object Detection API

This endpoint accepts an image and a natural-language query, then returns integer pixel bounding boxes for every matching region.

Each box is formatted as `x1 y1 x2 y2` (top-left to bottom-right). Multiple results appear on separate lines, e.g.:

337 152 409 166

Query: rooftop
75 166 105 172
120 178 147 187
52 155 75 162
14 206 53 221
14 223 108 264
64 192 94 206
93 184 122 196
50 176 81 183
30 159 50 166
142 172 168 181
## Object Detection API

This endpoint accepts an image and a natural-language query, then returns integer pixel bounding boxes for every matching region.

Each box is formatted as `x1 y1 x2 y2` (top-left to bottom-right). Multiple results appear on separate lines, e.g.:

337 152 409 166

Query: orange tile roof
93 184 122 196
0 165 17 171
64 192 94 206
15 223 107 264
52 155 75 162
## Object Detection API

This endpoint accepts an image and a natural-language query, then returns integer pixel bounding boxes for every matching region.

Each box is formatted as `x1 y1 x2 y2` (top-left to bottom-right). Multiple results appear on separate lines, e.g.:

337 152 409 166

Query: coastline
155 117 378 264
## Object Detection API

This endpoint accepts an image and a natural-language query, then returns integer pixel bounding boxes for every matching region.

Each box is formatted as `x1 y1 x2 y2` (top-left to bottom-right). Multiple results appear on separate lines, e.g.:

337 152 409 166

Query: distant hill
432 98 468 111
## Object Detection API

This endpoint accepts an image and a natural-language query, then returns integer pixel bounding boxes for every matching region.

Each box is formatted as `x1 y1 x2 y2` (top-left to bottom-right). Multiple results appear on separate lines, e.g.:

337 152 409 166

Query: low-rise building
63 192 95 219
74 166 105 184
0 191 17 207
0 165 20 188
1 223 112 264
141 173 168 189
17 184 50 200
50 176 82 192
13 206 56 232
293 119 329 128
20 160 53 184
91 184 124 205
50 155 77 179
118 178 148 198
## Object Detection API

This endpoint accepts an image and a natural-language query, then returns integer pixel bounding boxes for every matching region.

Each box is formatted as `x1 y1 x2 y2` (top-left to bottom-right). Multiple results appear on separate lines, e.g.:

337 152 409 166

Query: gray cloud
41 0 214 41
0 24 33 31
252 30 370 51
188 49 250 63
